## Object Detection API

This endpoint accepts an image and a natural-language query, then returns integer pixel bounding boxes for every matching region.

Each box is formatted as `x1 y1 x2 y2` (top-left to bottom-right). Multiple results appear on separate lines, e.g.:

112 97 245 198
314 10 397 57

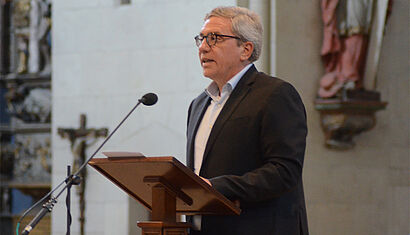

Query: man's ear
240 41 254 62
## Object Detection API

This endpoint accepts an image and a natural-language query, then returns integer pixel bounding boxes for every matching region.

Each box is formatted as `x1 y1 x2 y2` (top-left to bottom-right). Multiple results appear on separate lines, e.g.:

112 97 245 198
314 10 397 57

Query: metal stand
66 165 81 235
18 93 156 234
66 165 71 235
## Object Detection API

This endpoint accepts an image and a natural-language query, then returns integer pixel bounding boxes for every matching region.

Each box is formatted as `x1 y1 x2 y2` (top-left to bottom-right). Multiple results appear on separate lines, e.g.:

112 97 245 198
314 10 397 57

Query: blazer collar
199 65 258 174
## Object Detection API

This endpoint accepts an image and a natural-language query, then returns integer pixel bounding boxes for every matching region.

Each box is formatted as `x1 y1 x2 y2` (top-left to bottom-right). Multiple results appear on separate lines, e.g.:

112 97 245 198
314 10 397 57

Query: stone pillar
248 0 271 74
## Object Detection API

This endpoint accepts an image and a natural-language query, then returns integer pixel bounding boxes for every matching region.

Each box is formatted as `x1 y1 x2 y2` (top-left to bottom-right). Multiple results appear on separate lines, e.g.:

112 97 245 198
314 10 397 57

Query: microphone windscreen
140 93 158 106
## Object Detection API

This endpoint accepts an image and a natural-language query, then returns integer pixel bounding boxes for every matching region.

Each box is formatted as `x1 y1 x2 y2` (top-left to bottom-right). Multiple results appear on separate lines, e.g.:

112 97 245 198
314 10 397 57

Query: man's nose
198 39 210 53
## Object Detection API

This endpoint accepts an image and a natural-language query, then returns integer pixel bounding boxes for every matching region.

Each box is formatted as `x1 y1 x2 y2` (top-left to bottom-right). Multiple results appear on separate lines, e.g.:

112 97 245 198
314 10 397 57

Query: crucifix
57 114 108 235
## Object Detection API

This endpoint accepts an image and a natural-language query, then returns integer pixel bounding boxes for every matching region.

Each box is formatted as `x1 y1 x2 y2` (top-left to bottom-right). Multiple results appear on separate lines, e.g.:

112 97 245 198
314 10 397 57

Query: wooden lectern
89 156 240 235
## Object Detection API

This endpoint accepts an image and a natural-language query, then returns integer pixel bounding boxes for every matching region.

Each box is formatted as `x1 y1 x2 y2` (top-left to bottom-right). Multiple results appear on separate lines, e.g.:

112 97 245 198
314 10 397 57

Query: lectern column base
138 221 190 235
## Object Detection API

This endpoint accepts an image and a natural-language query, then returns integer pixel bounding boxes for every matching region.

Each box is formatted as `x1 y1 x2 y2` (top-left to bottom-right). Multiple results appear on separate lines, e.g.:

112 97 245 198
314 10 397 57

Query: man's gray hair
205 6 263 62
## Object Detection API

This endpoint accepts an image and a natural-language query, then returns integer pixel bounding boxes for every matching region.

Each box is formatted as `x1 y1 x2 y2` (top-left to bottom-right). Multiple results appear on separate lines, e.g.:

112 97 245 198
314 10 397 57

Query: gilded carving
13 133 51 182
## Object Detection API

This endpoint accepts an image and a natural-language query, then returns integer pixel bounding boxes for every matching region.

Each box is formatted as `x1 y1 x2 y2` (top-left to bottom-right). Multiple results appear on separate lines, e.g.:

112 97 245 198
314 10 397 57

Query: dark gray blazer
186 65 309 235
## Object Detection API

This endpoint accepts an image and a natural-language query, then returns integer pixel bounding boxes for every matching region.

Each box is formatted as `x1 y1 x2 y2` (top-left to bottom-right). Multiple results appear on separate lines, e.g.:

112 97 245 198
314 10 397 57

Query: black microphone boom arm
19 93 158 235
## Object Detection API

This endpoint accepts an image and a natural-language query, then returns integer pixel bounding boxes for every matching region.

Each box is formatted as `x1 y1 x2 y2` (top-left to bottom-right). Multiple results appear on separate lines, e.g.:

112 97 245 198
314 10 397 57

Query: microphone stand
19 95 155 235
66 165 80 235
66 166 72 235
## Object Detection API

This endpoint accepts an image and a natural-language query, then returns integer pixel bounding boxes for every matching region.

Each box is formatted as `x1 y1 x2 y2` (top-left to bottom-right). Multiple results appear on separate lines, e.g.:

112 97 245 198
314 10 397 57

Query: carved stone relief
0 0 52 233
13 133 51 182
5 83 51 123
10 0 51 75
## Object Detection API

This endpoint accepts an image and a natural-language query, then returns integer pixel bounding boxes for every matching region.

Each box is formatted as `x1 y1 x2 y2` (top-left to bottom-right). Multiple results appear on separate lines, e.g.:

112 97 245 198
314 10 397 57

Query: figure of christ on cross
57 114 108 235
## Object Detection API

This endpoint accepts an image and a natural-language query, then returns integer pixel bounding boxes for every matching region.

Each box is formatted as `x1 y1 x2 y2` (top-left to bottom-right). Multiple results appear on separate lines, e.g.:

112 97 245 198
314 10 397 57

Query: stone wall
52 0 409 234
51 0 233 234
272 1 409 234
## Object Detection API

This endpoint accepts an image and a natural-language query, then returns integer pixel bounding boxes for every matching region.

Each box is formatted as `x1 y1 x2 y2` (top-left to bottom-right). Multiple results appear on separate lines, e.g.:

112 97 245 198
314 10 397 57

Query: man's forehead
200 17 232 35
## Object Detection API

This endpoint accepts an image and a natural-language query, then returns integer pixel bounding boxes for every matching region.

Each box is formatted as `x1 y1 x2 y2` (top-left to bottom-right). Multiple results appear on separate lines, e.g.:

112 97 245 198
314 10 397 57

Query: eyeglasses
194 33 241 47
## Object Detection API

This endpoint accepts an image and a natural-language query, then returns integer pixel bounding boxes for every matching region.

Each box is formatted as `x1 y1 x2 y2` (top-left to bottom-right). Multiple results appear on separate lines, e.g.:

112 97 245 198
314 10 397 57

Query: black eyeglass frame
194 33 242 47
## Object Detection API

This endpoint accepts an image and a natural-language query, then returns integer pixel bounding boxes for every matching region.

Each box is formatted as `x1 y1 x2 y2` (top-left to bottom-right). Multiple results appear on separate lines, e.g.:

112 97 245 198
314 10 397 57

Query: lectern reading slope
88 156 240 234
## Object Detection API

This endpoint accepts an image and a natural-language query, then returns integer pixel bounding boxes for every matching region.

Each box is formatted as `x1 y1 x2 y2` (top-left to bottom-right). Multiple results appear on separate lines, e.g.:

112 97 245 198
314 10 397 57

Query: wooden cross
57 114 108 235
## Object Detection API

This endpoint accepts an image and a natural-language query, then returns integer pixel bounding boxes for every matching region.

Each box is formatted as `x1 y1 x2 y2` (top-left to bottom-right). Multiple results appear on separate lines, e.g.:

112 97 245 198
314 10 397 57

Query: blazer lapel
187 92 210 170
200 66 258 173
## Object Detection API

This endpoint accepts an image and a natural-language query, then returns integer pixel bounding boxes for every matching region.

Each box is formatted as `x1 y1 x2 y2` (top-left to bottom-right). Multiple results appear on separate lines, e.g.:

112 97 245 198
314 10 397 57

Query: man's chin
202 70 214 79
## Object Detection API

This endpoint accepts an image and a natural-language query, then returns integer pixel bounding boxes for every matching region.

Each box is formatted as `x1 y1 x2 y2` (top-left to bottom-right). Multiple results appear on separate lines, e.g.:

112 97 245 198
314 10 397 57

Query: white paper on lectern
102 151 145 158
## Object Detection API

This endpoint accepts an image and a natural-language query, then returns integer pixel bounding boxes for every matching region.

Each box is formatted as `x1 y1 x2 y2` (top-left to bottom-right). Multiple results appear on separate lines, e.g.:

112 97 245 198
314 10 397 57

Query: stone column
249 0 271 74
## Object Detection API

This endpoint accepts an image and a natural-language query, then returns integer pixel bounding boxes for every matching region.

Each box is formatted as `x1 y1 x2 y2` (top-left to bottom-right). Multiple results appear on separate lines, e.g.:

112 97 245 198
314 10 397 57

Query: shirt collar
205 63 253 99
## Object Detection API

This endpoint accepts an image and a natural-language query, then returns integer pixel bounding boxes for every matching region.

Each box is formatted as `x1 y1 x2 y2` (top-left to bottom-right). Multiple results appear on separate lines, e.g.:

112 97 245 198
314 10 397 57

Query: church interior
0 0 408 234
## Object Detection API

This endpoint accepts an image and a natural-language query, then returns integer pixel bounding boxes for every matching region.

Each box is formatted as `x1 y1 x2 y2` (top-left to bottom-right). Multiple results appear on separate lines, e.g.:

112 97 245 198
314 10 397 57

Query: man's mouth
201 58 215 65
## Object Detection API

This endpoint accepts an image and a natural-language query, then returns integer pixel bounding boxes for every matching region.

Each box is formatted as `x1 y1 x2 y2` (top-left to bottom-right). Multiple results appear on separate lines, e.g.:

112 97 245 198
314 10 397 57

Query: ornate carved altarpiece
0 0 52 234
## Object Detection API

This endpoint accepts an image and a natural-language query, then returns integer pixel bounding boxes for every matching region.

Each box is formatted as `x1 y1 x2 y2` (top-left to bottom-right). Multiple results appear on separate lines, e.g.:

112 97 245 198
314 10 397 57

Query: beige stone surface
272 0 409 234
51 0 409 234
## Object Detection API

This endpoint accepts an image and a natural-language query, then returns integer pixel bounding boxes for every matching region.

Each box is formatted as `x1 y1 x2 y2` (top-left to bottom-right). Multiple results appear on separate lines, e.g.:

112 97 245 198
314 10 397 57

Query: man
187 6 308 235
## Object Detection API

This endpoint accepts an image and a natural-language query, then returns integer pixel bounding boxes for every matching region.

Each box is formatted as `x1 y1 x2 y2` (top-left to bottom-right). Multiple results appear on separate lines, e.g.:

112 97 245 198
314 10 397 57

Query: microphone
21 198 57 235
139 93 158 106
19 92 158 235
